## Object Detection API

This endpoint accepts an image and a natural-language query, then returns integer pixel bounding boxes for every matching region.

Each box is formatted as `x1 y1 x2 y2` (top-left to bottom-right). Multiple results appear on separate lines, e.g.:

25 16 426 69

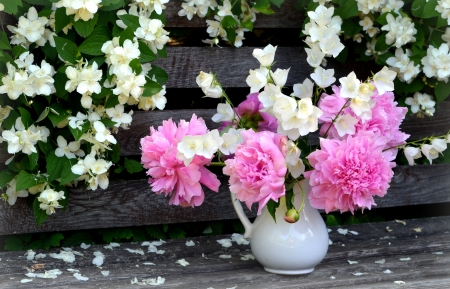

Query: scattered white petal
136 265 140 267
207 288 215 289
432 252 444 255
175 259 190 266
226 286 237 289
384 269 393 274
156 250 165 254
143 262 155 265
141 241 152 246
131 277 139 284
80 243 91 249
101 271 110 276
395 220 406 225
73 273 89 281
103 245 113 250
349 230 359 235
241 254 255 261
35 253 46 259
348 260 358 264
26 269 62 279
185 240 195 247
219 255 232 259
389 242 391 245
330 276 335 279
375 259 385 264
72 250 84 256
20 279 33 283
386 226 393 232
352 272 367 276
148 245 158 252
412 227 422 232
25 250 36 261
49 251 76 263
110 242 120 247
394 281 405 285
399 257 411 261
327 229 332 232
62 247 72 252
231 233 250 245
92 251 105 266
217 238 233 248
150 240 165 246
145 276 165 285
125 248 145 255
329 239 333 245
67 269 80 273
337 228 348 235
342 244 345 246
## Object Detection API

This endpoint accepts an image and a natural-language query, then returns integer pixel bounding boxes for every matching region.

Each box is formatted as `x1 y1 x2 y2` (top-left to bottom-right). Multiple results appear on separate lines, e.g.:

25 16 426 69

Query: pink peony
140 114 220 207
223 129 288 214
318 85 409 159
304 133 395 214
220 93 278 132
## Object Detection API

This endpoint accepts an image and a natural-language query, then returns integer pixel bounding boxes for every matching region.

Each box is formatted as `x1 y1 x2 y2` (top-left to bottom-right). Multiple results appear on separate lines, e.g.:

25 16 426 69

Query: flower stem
209 162 225 167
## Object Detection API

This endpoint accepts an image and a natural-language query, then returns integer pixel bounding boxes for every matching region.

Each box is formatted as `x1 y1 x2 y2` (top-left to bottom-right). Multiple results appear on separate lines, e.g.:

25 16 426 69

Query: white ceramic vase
231 179 329 275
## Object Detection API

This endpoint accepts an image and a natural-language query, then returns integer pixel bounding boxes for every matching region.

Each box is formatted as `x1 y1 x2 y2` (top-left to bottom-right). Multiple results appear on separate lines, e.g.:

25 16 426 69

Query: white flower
305 45 325 68
219 129 241 155
431 138 447 153
359 16 373 31
334 114 359 137
217 0 233 17
437 0 450 25
443 28 450 44
7 7 48 47
258 83 283 109
55 0 102 22
198 130 222 159
381 14 417 48
69 112 88 130
308 5 334 26
212 103 234 122
319 35 345 57
38 188 65 215
93 121 117 144
252 44 277 67
292 79 314 99
55 136 84 159
310 67 336 88
246 68 268 93
288 158 305 178
270 68 290 87
421 44 450 81
196 71 223 98
421 139 446 164
5 178 28 206
105 105 133 128
285 140 301 166
77 62 102 95
373 66 396 94
177 135 203 161
339 72 361 99
0 3 4 11
178 3 197 20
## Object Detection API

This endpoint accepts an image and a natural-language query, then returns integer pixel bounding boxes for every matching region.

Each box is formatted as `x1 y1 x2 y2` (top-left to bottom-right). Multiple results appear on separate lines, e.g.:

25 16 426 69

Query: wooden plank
164 0 304 29
0 216 448 288
1 162 449 235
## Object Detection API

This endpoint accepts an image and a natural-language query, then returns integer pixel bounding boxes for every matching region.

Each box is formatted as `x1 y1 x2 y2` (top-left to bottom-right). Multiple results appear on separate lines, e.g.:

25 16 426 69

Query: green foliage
54 7 71 34
72 13 98 37
435 81 450 104
0 169 16 187
124 157 143 174
146 226 167 240
142 79 163 96
62 232 94 247
98 228 134 243
253 0 275 15
53 36 78 64
411 0 440 18
33 196 49 226
15 171 40 191
266 199 280 223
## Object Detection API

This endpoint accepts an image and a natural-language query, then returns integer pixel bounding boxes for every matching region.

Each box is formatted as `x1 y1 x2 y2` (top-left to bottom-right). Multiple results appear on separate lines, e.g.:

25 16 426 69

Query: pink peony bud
283 209 299 223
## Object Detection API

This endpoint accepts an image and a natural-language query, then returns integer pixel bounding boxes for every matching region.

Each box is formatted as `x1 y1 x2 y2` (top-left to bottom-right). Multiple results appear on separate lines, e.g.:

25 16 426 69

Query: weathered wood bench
1 1 450 287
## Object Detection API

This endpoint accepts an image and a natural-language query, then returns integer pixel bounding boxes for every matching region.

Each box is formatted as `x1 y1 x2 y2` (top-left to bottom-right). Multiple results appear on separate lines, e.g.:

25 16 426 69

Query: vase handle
230 192 253 239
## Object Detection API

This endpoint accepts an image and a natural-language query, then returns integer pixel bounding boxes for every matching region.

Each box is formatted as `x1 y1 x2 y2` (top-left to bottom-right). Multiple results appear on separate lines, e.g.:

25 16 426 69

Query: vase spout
230 192 253 239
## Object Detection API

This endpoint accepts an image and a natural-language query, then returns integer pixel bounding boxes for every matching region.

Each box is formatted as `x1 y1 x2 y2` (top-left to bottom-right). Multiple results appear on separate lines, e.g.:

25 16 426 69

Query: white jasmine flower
381 14 417 48
7 7 48 47
310 67 336 88
288 158 306 178
373 66 396 94
359 16 373 31
55 0 102 22
93 121 117 144
178 3 197 20
55 136 84 159
252 44 277 67
217 0 233 17
177 135 204 162
4 178 28 206
105 105 133 128
38 188 65 215
272 95 297 122
437 0 450 25
292 78 314 99
422 44 450 81
442 28 450 44
77 62 102 95
219 130 240 155
308 5 334 26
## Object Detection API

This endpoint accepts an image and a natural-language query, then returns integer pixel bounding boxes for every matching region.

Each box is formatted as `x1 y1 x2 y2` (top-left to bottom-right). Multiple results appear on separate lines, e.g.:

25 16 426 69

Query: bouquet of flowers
0 0 170 225
141 43 450 222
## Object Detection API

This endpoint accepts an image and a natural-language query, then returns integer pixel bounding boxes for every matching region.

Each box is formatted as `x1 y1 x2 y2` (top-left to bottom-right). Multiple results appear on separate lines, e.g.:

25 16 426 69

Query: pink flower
223 129 288 214
304 133 395 214
220 93 278 132
318 85 409 159
140 114 220 207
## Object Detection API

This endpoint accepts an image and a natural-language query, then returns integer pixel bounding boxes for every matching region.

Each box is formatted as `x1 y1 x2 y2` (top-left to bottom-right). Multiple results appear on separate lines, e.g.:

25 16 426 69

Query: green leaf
241 20 254 31
62 232 93 247
60 158 80 185
42 233 64 250
119 14 140 30
325 214 342 226
1 0 23 15
48 103 71 127
224 27 236 45
157 46 167 58
168 227 186 239
411 0 439 18
69 120 90 141
100 0 125 11
147 65 168 85
145 226 166 240
334 0 358 19
11 45 27 58
269 0 285 8
111 143 121 163
376 12 391 26
129 58 142 74
18 107 32 129
39 140 53 156
341 18 361 37
98 228 133 243
266 199 280 223
15 171 39 191
33 196 49 226
42 42 58 61
55 7 72 34
4 236 24 251
375 33 391 52
119 26 135 46
253 0 275 14
0 32 12 50
124 157 143 174
72 13 98 37
28 152 39 170
104 94 120 109
221 15 239 28
35 107 50 123
435 81 450 104
403 77 425 94
285 189 294 210
0 169 16 188
100 118 117 127
2 109 19 130
436 16 448 29
413 25 425 49
79 25 111 56
142 79 163 96
54 36 78 64
46 150 68 182
429 30 445 47
138 40 157 63
131 228 148 242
